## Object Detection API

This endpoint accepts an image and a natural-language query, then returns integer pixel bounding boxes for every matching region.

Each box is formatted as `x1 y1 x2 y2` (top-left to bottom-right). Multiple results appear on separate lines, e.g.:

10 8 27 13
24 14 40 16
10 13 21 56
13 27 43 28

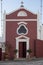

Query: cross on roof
21 1 24 7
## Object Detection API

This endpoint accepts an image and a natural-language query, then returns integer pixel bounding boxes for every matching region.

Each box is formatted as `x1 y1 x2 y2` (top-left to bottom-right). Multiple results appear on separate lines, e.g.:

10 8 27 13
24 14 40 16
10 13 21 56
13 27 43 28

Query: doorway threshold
14 58 26 61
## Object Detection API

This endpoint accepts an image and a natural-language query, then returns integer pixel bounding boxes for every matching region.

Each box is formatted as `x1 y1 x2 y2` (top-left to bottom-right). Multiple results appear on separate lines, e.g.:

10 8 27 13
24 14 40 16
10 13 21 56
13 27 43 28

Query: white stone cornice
6 19 37 21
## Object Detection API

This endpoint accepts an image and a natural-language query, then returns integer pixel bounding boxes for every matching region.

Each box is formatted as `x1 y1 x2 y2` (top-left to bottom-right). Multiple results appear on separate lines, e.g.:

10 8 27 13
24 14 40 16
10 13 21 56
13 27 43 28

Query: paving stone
0 60 43 65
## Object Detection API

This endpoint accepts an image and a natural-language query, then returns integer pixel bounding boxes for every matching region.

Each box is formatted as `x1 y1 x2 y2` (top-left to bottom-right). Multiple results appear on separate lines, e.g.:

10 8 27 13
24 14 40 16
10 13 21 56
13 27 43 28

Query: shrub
26 49 32 54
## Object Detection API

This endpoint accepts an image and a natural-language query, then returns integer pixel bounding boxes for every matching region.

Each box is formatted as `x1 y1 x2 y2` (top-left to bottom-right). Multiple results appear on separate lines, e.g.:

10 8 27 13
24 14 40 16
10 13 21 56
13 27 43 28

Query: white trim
16 35 29 39
6 19 37 21
17 24 28 35
16 36 30 58
18 22 27 25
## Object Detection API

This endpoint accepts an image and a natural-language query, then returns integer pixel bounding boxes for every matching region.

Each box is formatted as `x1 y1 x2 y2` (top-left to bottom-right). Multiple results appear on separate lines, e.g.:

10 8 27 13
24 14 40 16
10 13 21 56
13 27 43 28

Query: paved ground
0 59 43 65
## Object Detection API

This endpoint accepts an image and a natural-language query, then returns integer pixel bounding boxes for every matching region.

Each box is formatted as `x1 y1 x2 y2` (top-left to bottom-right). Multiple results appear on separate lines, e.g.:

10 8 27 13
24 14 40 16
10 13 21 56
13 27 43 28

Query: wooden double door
19 42 26 58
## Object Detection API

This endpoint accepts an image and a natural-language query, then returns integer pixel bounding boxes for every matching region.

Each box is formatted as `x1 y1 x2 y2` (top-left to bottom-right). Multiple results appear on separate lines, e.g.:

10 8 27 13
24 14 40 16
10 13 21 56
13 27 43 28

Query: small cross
21 1 24 5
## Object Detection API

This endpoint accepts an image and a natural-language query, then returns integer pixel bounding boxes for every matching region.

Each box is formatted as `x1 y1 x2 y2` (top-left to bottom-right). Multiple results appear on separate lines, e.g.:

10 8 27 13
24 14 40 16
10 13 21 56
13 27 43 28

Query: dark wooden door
0 48 2 60
19 42 26 58
22 42 26 58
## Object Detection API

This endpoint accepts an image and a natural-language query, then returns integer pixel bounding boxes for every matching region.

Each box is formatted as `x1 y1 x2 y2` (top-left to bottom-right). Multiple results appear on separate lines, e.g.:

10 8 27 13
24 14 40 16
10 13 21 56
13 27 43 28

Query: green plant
14 49 18 58
26 49 32 54
14 49 18 53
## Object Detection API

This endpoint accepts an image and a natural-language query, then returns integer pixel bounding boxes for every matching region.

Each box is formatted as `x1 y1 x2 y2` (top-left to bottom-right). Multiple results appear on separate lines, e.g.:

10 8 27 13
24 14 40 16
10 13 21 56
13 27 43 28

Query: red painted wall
29 39 43 58
6 21 37 47
35 40 43 58
6 8 37 59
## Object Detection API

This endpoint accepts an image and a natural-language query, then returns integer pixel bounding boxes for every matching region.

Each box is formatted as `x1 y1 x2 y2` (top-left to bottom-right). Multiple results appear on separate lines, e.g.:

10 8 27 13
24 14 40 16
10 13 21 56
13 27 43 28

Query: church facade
0 4 43 60
6 7 37 59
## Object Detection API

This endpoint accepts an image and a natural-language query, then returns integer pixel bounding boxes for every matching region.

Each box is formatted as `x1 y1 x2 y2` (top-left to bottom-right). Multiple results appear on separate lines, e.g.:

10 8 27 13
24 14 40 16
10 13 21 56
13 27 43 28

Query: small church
0 2 43 60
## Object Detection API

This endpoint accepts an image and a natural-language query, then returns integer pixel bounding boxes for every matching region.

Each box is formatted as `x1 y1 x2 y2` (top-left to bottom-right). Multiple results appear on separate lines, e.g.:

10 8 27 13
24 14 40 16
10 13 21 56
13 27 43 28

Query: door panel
19 42 26 58
23 42 26 58
19 42 23 58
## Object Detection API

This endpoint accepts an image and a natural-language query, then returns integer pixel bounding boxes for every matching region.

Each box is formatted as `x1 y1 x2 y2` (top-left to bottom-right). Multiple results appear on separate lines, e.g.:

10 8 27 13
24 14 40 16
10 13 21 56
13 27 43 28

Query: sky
0 0 43 38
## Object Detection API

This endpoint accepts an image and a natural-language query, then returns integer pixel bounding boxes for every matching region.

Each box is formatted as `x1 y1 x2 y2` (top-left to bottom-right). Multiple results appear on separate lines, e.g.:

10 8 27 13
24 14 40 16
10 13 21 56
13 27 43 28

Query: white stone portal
16 35 30 58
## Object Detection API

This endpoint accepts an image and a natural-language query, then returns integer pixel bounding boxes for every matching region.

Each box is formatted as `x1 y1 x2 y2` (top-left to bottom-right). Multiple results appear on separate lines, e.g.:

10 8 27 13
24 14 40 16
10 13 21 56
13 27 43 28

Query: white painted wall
0 11 6 42
37 11 41 39
37 11 43 40
0 11 6 52
40 25 43 40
